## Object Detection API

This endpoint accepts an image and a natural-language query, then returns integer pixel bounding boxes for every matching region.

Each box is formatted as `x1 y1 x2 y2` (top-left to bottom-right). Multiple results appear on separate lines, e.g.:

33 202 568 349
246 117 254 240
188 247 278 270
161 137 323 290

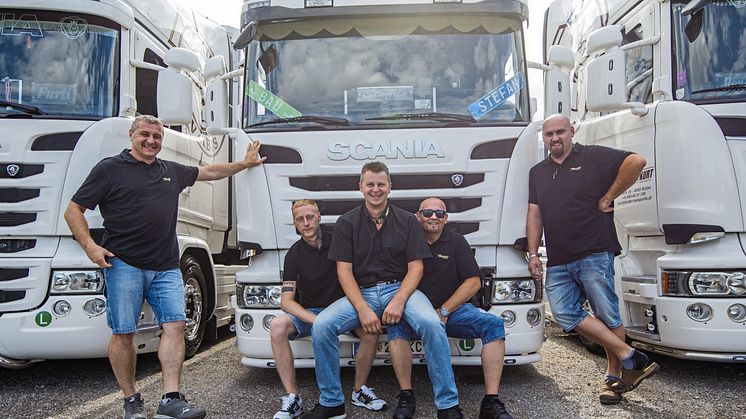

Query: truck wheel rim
184 277 203 340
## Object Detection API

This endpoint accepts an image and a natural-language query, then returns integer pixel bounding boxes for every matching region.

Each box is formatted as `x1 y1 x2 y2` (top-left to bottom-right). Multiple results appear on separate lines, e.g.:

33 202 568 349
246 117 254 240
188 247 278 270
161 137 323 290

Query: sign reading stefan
468 72 525 120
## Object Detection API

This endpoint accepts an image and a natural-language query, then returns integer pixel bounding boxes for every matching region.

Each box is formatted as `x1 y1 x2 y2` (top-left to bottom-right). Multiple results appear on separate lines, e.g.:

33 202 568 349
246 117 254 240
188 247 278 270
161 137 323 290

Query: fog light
500 310 516 328
727 304 746 322
82 298 106 317
686 303 713 322
526 308 541 326
240 313 254 331
263 314 276 331
53 300 72 317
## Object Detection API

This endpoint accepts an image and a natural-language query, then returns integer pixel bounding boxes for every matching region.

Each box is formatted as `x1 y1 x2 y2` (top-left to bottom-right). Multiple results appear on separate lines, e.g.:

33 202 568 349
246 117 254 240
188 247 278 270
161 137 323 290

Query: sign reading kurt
468 73 525 120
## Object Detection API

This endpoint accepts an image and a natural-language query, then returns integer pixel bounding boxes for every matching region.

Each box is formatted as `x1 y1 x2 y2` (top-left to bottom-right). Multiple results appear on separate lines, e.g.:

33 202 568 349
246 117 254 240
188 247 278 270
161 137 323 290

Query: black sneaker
479 396 514 419
154 393 206 419
123 393 146 419
392 390 416 419
299 403 346 419
437 405 464 419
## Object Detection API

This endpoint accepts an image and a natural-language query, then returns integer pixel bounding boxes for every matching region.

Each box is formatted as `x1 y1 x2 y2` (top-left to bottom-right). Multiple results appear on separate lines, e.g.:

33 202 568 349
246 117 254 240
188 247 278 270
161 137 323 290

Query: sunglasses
419 209 447 218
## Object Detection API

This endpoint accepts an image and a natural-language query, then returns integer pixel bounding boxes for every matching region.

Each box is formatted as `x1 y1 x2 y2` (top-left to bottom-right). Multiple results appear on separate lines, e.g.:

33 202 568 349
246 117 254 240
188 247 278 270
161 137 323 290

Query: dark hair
360 161 391 183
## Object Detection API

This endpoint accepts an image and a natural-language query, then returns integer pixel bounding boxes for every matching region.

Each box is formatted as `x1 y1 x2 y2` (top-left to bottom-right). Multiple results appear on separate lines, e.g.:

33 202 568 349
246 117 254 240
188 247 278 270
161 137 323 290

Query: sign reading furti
247 80 302 119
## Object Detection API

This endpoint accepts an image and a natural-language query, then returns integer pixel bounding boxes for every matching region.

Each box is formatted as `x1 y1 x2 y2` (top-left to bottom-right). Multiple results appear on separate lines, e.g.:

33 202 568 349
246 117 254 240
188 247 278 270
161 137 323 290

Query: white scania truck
0 0 246 367
231 0 545 368
542 0 746 362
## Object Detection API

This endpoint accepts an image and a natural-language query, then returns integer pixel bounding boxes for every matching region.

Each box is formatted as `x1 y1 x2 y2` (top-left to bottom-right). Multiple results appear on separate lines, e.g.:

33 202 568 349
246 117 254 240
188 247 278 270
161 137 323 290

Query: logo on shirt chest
162 177 171 182
435 253 449 260
570 166 582 171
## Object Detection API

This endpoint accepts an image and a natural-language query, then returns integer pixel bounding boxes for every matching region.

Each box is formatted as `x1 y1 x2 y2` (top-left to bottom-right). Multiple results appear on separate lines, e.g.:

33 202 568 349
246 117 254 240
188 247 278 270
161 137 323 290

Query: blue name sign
468 72 525 120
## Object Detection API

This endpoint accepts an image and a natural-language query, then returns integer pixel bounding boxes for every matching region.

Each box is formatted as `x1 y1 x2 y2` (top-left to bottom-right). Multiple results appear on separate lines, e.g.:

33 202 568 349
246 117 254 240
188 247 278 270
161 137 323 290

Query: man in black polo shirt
300 162 461 419
387 197 513 419
526 114 658 405
269 199 384 418
64 115 265 419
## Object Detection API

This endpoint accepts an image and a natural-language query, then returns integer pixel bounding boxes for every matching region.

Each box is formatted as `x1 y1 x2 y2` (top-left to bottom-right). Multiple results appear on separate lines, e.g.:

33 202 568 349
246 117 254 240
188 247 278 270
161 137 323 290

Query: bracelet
529 254 540 259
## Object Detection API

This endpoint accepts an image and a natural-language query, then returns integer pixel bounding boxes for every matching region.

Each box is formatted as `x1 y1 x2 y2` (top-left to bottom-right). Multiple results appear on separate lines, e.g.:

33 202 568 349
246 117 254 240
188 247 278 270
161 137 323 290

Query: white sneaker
351 385 387 411
273 393 303 419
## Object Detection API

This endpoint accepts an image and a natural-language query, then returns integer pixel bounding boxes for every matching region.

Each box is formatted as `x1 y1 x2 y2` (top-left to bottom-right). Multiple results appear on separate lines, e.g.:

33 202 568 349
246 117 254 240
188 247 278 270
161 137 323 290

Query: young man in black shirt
526 114 657 405
387 197 513 419
64 115 265 419
270 199 384 418
300 162 461 419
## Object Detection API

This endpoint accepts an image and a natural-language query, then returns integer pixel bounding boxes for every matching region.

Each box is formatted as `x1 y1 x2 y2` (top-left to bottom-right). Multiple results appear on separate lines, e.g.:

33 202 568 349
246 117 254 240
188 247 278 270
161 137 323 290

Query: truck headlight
51 271 104 294
663 271 746 296
236 283 281 308
492 278 542 304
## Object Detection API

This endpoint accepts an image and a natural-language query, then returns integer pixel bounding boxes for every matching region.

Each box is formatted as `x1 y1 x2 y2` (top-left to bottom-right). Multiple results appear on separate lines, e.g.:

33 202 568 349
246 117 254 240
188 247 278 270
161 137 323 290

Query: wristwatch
439 307 450 318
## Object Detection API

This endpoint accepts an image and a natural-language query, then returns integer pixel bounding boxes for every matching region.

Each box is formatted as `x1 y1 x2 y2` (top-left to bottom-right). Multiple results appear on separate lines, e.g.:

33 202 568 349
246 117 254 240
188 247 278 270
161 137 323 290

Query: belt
360 279 400 289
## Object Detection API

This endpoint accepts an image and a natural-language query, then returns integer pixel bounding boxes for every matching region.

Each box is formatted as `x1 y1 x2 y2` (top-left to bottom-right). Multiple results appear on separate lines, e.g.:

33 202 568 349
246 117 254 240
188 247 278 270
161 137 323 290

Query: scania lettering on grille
327 140 445 161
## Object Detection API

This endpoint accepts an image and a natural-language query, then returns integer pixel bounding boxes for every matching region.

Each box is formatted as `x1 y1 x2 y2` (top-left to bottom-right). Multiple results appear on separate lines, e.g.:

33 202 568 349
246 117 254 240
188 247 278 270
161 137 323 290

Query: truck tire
181 255 207 358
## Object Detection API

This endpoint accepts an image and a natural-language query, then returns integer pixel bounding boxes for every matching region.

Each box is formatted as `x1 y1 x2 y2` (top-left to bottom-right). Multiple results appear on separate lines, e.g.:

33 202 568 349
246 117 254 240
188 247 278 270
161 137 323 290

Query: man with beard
526 114 658 405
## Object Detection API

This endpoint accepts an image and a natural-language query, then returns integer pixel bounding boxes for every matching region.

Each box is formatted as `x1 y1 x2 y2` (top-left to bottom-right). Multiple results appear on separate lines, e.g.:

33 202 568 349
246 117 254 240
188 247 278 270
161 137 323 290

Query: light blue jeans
311 282 459 409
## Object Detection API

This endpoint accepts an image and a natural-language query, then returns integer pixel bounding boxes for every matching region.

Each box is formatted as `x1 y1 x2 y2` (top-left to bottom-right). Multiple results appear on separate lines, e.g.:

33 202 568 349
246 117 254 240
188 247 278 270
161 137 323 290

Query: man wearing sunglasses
301 162 461 419
386 197 512 419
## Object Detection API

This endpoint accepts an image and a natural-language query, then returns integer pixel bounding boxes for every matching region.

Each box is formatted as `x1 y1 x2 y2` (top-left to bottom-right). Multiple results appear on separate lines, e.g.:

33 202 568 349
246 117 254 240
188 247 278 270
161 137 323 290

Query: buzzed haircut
292 199 319 214
360 161 391 183
130 115 163 133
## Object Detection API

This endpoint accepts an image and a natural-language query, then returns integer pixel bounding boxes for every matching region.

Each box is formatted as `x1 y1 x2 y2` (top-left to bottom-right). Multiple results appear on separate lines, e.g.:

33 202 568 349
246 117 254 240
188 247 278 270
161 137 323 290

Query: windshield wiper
0 100 45 115
691 84 746 94
366 112 476 123
248 115 351 128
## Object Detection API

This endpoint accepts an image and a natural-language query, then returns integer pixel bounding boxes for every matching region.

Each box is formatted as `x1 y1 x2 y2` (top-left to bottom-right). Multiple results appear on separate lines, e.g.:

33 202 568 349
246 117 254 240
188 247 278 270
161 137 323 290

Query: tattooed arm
280 280 318 324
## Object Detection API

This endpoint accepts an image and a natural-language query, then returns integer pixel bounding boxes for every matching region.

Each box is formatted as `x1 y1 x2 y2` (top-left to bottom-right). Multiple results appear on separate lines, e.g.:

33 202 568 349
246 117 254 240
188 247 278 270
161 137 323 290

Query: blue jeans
387 303 505 344
545 252 622 332
311 282 459 409
104 257 185 334
287 308 324 340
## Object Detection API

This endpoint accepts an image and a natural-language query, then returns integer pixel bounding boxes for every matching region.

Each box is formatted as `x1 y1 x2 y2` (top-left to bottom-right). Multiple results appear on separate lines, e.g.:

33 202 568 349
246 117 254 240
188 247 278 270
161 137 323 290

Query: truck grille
0 213 37 227
0 188 41 203
290 173 484 191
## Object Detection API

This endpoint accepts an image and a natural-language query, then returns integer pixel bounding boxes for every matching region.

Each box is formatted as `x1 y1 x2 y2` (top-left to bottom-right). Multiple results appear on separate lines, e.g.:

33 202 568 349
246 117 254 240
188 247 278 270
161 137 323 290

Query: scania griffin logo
327 139 445 161
6 164 20 177
451 174 464 186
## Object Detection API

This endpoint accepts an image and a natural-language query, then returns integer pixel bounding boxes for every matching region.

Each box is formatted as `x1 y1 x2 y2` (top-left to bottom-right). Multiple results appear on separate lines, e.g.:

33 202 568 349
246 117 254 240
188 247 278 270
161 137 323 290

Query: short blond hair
292 199 319 214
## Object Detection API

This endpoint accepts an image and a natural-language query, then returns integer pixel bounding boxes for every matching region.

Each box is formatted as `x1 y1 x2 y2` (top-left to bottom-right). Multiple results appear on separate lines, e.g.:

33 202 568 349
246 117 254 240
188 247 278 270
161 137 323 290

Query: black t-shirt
282 228 344 308
418 229 480 308
528 143 632 266
72 149 198 270
328 204 431 287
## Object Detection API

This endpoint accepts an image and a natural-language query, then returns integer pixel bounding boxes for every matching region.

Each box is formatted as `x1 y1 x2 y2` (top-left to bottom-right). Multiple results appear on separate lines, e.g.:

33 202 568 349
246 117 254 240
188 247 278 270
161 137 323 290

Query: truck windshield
243 14 529 128
672 1 746 103
0 10 119 118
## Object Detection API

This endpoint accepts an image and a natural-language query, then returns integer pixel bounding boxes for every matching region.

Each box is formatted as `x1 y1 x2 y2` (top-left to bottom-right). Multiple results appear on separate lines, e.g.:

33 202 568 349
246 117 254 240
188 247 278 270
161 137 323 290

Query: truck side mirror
204 56 229 131
157 48 201 125
584 26 647 116
543 45 574 119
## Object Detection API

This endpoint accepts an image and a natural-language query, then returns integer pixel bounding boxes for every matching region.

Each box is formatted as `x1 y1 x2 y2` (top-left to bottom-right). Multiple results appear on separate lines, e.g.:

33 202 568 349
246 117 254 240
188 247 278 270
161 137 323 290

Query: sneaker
479 396 514 419
599 378 623 405
274 394 303 419
611 362 661 393
437 405 464 419
123 393 146 419
154 393 206 419
351 385 387 411
298 403 346 419
392 390 416 419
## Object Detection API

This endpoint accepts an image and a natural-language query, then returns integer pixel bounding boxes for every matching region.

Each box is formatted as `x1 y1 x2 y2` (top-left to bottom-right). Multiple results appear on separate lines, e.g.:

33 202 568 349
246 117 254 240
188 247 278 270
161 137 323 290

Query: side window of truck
136 48 165 117
621 24 653 104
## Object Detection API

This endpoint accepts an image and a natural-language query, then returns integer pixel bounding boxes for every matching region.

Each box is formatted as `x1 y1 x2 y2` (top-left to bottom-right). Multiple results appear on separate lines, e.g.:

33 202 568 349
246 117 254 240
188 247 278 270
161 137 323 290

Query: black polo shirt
418 229 480 308
328 204 431 287
72 149 198 271
528 143 632 266
282 228 344 308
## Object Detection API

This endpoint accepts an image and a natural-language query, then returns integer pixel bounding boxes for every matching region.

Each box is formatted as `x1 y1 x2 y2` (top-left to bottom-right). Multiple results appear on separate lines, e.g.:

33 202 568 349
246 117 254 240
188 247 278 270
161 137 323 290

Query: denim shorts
545 251 622 332
104 257 186 334
387 302 505 344
287 307 324 340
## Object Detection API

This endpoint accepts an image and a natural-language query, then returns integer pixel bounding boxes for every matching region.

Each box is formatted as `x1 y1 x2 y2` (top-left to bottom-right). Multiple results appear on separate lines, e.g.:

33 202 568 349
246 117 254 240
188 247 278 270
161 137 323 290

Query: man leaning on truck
526 114 658 405
64 115 265 419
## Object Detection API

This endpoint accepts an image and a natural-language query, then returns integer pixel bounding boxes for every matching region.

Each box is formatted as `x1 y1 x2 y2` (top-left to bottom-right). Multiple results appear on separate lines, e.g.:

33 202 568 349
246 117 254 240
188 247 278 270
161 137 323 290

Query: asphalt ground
1 325 745 418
